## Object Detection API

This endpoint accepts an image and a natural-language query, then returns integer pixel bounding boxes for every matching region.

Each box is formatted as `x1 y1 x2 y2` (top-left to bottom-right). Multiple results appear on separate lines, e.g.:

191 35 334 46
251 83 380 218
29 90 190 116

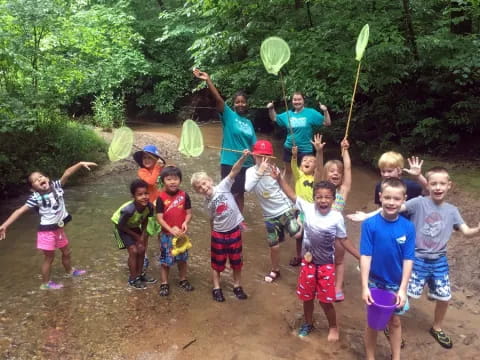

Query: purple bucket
366 288 397 330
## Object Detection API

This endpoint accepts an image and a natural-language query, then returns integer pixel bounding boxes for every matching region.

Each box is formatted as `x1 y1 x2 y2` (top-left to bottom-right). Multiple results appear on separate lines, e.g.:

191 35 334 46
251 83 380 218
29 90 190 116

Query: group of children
0 135 478 359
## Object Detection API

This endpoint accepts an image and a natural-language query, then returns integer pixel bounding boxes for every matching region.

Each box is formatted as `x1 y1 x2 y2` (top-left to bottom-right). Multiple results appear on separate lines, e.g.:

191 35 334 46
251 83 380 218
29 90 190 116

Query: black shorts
113 225 141 249
220 164 247 195
282 147 314 165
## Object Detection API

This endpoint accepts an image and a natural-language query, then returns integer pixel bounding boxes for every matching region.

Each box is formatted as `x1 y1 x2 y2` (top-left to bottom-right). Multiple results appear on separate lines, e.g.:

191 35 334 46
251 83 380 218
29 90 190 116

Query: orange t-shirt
137 164 163 203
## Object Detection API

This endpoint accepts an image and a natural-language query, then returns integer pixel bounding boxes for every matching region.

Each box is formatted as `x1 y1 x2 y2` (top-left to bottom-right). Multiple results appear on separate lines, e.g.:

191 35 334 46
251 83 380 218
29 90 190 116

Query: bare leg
365 325 378 360
160 264 170 284
388 315 402 360
41 250 55 284
319 302 339 342
334 240 346 295
433 300 449 331
136 241 145 276
233 268 242 287
270 244 280 271
212 269 221 289
177 261 187 281
127 245 139 280
303 299 314 325
295 237 302 258
59 245 72 274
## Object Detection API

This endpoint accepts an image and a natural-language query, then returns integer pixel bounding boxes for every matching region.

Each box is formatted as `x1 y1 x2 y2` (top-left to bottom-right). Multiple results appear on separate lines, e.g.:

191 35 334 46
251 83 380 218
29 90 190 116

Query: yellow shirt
292 158 314 202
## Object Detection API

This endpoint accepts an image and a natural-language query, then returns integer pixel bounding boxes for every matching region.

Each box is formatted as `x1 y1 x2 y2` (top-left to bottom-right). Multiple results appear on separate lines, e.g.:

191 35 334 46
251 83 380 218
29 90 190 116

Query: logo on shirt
396 235 406 244
290 116 307 128
234 118 253 136
420 212 445 247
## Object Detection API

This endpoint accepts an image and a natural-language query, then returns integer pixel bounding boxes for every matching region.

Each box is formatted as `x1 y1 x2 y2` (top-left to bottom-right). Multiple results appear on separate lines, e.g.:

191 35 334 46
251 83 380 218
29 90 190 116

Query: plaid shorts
265 209 300 247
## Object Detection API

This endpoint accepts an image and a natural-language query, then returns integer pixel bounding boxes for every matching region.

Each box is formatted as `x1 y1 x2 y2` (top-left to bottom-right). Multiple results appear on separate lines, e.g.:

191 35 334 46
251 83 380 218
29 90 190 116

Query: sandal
289 256 302 267
178 279 194 292
264 270 280 283
159 283 170 296
233 286 248 300
335 291 345 302
384 327 406 348
429 327 453 349
212 288 225 302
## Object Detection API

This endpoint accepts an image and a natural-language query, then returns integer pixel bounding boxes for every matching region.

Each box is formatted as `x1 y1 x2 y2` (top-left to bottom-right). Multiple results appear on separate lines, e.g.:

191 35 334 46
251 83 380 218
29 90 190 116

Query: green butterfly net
108 127 134 161
260 37 291 76
178 119 204 157
355 24 369 61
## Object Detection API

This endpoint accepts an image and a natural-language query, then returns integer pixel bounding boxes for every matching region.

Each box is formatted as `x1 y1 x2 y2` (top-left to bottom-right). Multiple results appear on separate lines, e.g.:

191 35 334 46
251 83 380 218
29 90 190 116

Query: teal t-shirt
277 107 324 152
219 104 256 167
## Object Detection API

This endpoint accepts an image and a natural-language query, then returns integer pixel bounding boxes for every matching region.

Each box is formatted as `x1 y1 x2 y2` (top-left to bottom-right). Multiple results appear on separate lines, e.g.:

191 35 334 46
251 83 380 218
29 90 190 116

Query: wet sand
0 124 479 359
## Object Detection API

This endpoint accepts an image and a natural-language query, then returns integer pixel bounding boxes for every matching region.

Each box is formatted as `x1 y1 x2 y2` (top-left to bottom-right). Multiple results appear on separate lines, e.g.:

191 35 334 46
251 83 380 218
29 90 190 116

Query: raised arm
193 69 224 113
228 150 250 179
291 146 301 181
403 156 428 192
319 102 331 126
60 161 97 186
340 138 352 199
312 133 326 183
271 166 297 203
0 205 30 240
266 102 277 123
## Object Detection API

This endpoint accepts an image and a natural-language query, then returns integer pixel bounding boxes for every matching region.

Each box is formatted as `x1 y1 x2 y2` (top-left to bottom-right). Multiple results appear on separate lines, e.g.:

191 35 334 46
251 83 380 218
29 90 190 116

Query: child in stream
191 150 250 302
112 179 156 289
133 145 165 275
0 162 96 290
156 166 193 296
272 168 360 340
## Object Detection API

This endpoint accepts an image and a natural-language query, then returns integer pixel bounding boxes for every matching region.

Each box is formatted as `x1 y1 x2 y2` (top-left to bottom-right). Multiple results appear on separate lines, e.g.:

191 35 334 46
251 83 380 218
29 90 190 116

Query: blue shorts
368 279 410 316
159 233 189 267
407 256 451 301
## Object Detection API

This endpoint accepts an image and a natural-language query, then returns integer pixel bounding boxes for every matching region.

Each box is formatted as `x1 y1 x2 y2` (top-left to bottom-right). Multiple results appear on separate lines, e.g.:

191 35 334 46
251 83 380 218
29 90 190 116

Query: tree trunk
401 0 419 61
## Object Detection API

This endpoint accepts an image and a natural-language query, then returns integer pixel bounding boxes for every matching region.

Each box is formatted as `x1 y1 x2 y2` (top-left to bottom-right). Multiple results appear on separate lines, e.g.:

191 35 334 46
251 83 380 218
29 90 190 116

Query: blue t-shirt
360 213 416 288
276 107 324 152
219 104 256 167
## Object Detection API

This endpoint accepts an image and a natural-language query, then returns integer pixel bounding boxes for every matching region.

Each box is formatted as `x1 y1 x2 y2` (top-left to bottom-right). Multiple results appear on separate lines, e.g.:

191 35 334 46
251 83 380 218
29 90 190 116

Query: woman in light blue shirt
193 69 256 212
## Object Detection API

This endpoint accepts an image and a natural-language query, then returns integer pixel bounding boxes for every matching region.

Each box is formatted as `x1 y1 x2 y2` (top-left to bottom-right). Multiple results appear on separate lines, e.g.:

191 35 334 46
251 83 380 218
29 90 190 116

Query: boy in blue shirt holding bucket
360 178 415 360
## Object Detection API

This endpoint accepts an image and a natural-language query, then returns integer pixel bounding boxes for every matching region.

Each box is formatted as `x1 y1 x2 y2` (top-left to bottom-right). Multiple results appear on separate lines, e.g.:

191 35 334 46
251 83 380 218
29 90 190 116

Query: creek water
2 124 477 360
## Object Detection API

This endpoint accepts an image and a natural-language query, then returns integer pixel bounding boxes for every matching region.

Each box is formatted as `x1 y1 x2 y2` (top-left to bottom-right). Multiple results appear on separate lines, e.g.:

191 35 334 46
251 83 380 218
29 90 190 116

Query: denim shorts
368 279 410 316
407 256 451 301
159 233 189 267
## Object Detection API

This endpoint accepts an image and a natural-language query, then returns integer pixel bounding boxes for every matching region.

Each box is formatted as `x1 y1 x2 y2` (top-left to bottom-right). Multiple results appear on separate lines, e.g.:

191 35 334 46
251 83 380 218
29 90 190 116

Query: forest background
1 0 479 197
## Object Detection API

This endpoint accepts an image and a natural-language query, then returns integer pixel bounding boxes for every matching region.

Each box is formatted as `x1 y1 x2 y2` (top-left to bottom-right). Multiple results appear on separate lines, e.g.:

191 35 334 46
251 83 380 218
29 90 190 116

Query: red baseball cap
252 140 274 156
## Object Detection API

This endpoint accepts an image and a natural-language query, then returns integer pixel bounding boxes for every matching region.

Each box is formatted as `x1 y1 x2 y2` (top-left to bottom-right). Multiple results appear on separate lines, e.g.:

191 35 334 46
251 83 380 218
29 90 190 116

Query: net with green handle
260 37 291 76
355 24 370 61
178 119 204 157
108 127 134 162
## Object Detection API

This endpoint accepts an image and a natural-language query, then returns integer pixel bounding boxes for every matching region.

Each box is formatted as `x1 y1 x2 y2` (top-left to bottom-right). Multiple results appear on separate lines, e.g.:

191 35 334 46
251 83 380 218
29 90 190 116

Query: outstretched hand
270 165 282 181
80 162 98 171
347 211 368 222
0 226 6 241
311 133 326 152
319 102 328 112
193 68 209 81
403 156 424 177
257 156 271 175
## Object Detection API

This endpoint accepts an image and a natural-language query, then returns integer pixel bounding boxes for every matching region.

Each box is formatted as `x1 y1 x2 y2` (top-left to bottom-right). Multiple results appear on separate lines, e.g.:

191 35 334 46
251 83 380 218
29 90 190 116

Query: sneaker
429 327 453 349
212 288 225 302
233 286 248 300
71 269 87 277
128 277 146 290
140 272 157 284
40 281 64 290
298 323 314 337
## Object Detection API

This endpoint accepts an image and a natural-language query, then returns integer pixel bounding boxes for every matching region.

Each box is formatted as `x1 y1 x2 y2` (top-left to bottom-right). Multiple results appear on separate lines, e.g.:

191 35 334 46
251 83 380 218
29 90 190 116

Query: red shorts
211 226 243 272
296 260 336 303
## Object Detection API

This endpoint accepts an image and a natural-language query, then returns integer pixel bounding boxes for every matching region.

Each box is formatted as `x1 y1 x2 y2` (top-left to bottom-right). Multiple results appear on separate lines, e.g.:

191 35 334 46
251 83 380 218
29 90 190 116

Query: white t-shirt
205 177 244 232
296 198 347 265
26 180 69 229
245 165 294 218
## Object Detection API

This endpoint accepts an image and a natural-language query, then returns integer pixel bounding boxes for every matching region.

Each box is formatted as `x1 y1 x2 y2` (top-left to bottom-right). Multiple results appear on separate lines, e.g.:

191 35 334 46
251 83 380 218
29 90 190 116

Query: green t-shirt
111 201 153 229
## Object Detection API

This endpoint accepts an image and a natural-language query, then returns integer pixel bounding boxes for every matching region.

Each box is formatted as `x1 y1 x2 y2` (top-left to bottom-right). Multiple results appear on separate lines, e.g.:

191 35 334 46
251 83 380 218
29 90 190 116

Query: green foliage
93 93 126 130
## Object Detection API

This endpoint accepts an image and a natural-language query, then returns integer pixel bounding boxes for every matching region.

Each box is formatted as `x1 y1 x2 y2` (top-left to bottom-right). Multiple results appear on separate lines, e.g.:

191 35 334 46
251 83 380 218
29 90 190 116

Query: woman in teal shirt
267 92 331 182
193 69 256 212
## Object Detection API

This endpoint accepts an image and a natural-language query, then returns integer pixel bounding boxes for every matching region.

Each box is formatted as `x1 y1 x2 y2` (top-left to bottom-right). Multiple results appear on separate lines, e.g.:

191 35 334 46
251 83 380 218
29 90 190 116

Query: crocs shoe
298 323 314 337
71 269 87 277
40 281 64 290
